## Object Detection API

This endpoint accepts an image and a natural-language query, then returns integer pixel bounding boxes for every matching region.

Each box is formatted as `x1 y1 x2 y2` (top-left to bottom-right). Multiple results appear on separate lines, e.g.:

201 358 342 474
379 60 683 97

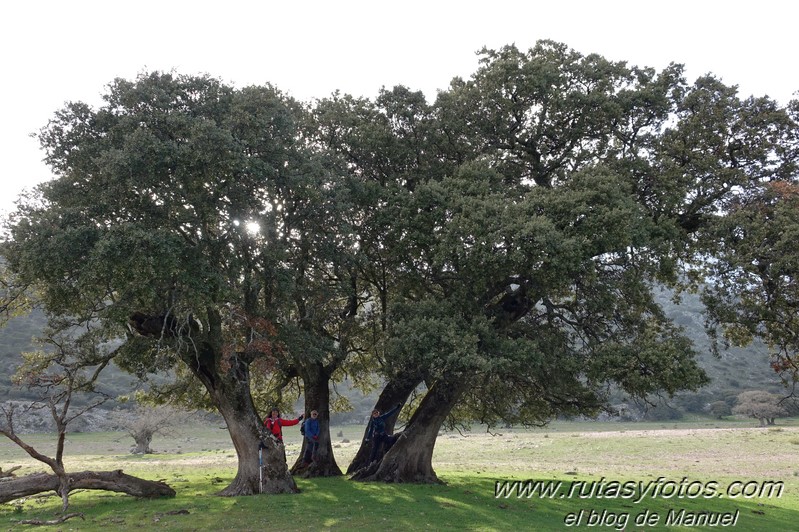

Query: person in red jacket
263 408 303 443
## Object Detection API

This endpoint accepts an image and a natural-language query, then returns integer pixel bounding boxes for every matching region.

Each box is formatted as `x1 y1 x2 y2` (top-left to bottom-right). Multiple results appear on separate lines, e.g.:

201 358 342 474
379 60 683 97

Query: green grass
2 419 799 530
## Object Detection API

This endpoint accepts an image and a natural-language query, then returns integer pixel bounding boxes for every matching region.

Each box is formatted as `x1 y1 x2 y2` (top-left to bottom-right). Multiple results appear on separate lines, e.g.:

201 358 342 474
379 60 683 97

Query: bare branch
18 513 85 526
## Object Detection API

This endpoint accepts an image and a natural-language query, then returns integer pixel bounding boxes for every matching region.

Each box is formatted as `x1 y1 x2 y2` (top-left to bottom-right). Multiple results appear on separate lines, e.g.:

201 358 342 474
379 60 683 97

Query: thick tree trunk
291 363 342 478
130 309 297 496
181 324 297 495
351 375 466 483
346 374 421 474
0 470 175 504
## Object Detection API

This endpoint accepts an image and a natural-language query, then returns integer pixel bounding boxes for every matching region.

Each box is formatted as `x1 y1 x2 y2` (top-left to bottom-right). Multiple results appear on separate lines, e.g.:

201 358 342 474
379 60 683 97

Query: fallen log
0 470 175 503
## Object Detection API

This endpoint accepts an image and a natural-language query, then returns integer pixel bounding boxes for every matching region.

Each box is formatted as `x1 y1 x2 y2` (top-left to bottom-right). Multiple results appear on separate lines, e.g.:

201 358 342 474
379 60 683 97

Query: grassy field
2 418 799 530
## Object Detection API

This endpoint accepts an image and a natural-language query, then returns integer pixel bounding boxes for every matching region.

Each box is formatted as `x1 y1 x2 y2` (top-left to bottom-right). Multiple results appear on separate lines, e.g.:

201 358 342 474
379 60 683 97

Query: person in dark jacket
302 410 321 464
365 403 402 463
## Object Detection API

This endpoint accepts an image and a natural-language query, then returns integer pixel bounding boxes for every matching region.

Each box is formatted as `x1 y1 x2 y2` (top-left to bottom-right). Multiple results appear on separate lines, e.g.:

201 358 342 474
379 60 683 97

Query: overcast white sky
1 0 797 216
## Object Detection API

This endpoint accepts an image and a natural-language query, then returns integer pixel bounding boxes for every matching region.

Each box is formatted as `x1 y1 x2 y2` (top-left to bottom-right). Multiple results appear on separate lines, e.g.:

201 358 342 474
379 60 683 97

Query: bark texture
290 363 342 478
186 340 298 495
351 376 465 483
346 374 421 474
130 310 298 496
175 311 299 497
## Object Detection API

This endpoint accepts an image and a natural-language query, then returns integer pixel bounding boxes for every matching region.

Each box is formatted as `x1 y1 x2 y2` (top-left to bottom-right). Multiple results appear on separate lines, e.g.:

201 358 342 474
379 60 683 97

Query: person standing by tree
365 404 402 463
302 410 321 465
264 409 303 443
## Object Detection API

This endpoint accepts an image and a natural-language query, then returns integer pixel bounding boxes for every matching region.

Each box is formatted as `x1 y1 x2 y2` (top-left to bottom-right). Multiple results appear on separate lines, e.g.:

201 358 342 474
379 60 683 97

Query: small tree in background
113 405 189 454
705 400 732 419
732 391 789 426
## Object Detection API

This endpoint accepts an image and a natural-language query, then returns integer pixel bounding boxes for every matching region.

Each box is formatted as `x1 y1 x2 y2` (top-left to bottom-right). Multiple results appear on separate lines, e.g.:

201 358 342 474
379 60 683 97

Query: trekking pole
258 445 263 494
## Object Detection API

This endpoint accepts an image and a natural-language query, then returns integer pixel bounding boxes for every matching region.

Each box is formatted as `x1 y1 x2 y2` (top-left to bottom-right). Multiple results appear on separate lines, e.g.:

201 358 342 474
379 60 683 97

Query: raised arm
379 403 402 421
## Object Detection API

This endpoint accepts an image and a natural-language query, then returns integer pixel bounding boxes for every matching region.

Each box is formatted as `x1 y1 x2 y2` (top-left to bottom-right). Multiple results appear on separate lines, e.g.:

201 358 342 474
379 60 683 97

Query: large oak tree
3 73 331 495
318 42 797 482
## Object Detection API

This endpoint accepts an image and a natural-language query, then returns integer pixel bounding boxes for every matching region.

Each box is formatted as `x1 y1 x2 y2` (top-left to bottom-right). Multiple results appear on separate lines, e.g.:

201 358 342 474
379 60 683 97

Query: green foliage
703 182 799 383
2 72 343 407
706 400 733 419
0 258 33 326
587 324 708 398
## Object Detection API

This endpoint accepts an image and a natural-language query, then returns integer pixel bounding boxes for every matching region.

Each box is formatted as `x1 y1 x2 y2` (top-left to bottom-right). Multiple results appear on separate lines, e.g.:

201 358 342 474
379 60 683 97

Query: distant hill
0 309 138 405
655 288 782 392
0 309 49 403
637 288 785 420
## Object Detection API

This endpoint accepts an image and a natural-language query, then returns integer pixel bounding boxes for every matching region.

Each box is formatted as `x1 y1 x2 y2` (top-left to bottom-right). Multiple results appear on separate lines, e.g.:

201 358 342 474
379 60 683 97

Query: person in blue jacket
302 410 321 464
365 403 402 463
